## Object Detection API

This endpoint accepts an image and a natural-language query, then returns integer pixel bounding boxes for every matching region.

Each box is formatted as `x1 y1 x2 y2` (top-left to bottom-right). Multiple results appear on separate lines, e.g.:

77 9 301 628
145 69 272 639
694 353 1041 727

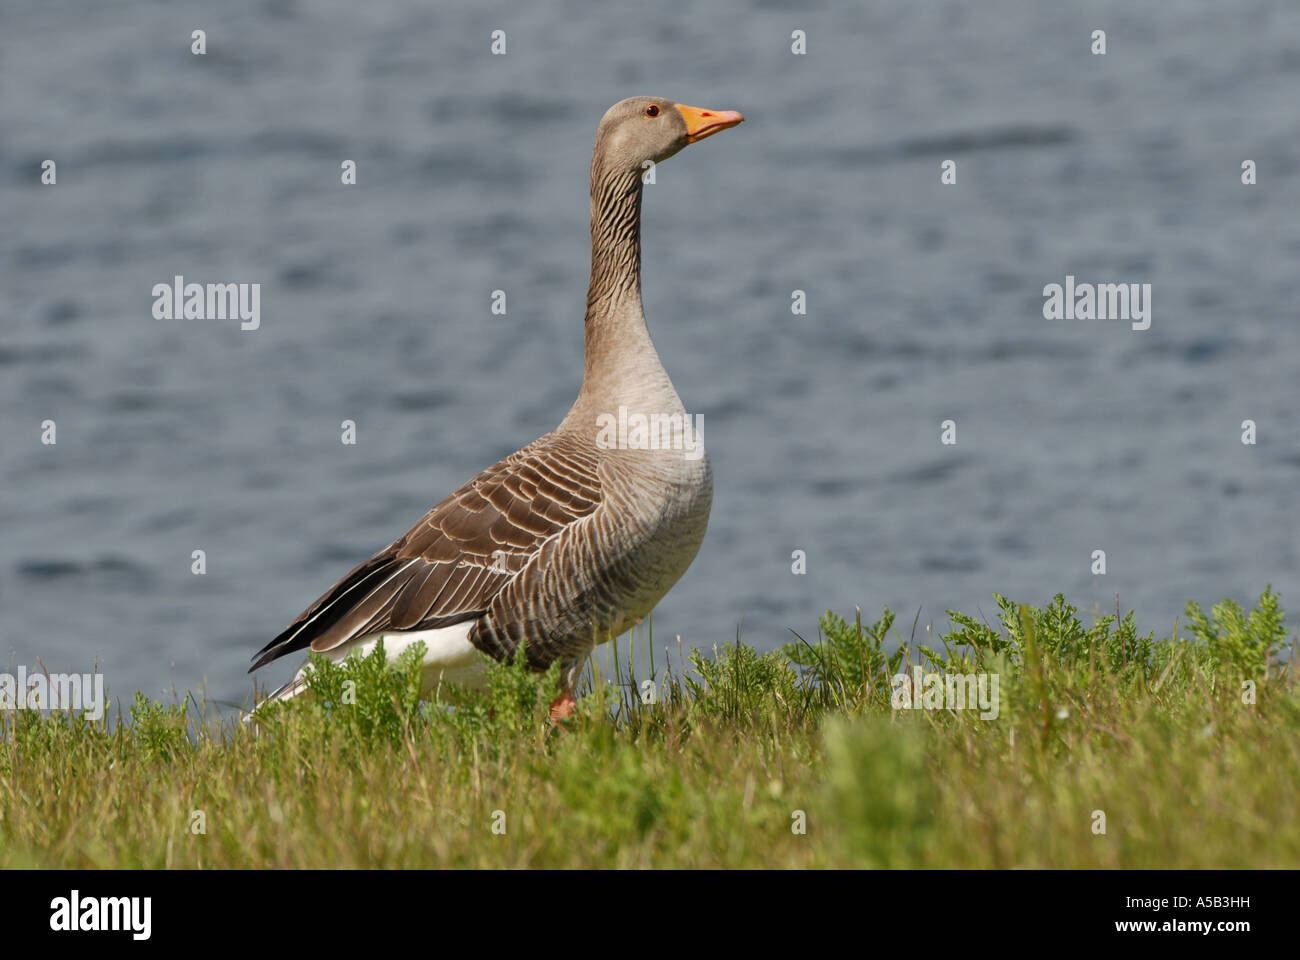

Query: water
3 0 1298 711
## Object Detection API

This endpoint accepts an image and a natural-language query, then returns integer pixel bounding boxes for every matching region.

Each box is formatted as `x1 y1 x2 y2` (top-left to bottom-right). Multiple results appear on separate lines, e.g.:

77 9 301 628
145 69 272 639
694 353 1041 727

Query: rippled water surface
3 0 1298 708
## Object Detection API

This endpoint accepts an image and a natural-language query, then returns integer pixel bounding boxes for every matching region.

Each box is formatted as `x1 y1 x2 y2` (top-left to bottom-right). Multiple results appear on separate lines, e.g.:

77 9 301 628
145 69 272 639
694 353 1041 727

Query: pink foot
548 691 577 723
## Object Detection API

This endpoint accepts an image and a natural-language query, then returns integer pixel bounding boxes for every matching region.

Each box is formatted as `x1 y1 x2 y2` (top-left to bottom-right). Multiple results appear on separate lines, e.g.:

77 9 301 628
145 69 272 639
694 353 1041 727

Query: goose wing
250 433 602 671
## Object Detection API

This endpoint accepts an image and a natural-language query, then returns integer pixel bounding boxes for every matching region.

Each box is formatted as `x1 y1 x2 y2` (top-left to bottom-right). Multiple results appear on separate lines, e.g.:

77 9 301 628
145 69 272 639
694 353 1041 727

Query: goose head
592 96 744 174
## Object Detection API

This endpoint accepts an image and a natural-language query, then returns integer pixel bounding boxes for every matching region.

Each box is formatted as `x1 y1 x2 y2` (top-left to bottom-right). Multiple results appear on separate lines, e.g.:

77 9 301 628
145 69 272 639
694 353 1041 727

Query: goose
249 97 743 720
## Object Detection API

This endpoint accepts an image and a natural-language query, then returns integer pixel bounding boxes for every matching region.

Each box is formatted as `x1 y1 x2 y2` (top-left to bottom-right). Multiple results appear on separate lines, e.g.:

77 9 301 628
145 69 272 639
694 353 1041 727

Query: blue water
3 0 1297 710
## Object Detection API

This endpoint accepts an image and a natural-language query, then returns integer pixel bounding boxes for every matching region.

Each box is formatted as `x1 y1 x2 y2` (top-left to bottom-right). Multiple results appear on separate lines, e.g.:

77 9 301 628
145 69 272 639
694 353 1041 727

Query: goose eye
644 104 661 118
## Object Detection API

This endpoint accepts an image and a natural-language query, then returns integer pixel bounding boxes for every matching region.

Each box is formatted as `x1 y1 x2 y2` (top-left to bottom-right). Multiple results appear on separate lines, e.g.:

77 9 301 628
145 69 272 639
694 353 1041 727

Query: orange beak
675 103 744 144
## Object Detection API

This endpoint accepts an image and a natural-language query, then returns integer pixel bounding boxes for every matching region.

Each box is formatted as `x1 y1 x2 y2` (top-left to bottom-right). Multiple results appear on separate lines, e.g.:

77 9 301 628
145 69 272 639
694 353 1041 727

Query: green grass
1 589 1296 868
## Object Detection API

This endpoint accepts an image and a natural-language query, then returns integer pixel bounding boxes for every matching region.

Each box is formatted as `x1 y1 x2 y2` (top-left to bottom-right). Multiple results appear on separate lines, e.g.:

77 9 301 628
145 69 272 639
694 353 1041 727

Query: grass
1 588 1296 868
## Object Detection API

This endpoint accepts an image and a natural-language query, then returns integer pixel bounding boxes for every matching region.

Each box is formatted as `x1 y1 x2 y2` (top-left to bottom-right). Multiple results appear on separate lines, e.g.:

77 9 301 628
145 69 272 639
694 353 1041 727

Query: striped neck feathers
581 165 662 393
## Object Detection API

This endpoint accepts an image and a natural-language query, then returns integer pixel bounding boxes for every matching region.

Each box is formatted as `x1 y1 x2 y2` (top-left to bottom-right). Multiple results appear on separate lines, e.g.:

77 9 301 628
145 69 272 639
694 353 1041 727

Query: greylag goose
250 97 743 720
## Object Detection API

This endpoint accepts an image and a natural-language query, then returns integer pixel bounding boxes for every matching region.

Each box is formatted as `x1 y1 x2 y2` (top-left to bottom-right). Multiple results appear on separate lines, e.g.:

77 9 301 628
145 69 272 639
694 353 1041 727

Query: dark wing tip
249 622 301 672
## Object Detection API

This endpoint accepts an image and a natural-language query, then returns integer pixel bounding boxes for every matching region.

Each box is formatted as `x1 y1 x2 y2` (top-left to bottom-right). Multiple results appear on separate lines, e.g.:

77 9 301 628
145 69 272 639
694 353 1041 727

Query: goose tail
241 671 312 724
